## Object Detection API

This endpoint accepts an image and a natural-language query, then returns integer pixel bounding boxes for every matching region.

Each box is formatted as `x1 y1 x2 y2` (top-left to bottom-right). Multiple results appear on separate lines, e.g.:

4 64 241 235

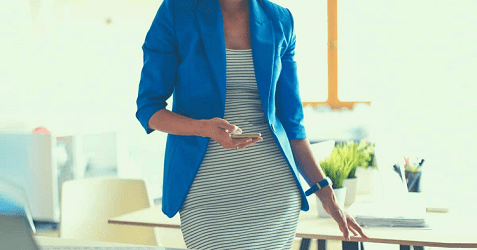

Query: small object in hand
231 133 261 138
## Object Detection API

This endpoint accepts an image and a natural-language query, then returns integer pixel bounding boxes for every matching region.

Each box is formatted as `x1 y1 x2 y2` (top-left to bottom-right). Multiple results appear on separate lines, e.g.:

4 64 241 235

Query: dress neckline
226 48 252 51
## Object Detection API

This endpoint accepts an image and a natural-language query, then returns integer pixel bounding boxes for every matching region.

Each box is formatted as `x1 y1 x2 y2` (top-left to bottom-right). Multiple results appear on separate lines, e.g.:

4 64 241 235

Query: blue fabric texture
136 0 309 218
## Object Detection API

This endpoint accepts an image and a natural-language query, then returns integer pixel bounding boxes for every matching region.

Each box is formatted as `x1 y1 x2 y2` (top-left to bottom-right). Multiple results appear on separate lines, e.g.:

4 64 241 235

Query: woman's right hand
202 118 262 149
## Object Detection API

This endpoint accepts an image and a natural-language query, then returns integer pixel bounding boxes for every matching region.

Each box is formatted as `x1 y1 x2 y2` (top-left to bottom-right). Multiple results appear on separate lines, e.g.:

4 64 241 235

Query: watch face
327 177 333 186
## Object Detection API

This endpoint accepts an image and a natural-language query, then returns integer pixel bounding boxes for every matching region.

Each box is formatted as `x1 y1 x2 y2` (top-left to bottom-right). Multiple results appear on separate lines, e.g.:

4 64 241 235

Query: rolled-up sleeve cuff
136 104 165 134
286 126 307 140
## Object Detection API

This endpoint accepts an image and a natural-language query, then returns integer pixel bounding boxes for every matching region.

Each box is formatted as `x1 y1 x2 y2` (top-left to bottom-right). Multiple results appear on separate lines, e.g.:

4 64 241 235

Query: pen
393 164 403 182
417 159 425 172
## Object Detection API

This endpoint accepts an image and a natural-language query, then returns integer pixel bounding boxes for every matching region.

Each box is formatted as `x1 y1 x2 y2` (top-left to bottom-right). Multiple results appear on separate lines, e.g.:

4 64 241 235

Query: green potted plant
347 141 375 178
343 141 375 205
316 145 356 217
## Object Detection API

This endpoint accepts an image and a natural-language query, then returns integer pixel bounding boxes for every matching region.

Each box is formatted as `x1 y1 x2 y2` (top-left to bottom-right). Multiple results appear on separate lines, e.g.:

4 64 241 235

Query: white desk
34 236 187 249
108 196 477 249
35 236 142 247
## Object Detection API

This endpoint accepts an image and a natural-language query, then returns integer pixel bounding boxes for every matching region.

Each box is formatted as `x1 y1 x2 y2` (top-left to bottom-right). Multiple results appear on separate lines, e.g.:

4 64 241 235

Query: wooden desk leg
299 238 311 250
342 241 360 250
400 245 411 250
317 239 326 250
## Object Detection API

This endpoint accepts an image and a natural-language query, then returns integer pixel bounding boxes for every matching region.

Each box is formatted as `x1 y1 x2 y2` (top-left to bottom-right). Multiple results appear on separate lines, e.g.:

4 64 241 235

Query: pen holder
405 171 421 192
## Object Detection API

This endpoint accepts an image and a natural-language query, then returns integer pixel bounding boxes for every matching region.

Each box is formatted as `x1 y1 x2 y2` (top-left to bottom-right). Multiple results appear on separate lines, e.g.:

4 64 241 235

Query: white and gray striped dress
179 49 301 250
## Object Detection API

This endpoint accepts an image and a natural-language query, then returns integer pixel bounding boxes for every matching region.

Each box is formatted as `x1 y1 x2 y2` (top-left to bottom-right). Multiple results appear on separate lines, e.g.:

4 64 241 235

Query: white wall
277 0 477 203
342 0 477 202
1 0 476 203
0 0 165 199
0 0 161 134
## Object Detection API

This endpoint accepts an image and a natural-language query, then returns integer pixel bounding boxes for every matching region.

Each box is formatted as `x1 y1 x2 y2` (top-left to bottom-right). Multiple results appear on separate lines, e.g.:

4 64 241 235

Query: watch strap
305 177 333 196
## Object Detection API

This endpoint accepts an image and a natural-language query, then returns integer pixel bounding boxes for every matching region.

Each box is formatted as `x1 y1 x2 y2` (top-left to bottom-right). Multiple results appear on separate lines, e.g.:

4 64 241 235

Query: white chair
59 177 158 245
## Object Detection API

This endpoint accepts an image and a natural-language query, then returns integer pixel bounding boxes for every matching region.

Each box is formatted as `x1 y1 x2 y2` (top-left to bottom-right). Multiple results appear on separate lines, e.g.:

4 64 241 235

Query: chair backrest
59 177 157 245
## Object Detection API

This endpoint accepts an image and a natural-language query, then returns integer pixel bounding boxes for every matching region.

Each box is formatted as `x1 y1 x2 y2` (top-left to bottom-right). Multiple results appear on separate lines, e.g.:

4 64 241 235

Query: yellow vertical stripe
328 0 338 105
302 0 370 109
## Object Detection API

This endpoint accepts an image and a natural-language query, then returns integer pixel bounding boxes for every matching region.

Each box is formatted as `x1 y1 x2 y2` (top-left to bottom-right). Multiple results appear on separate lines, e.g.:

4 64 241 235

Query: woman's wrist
316 186 339 206
195 119 211 138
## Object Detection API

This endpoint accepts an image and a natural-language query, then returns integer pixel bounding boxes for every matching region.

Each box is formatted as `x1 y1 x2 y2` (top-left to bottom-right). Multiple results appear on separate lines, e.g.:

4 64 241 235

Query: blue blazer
136 0 309 218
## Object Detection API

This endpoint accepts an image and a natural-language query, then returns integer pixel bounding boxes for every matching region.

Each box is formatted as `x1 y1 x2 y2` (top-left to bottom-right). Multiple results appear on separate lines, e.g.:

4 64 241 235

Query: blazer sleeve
275 8 307 140
136 0 178 134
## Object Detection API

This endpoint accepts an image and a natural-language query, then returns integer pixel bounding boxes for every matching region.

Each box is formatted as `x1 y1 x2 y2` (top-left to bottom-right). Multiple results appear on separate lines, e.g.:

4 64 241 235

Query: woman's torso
181 48 301 210
179 49 301 249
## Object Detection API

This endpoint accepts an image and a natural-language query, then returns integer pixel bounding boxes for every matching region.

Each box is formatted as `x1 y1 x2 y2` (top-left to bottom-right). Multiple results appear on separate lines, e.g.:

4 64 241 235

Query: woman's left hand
316 186 369 240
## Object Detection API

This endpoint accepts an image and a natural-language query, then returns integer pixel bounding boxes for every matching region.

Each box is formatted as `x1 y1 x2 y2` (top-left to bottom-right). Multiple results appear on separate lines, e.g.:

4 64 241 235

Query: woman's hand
317 186 368 240
203 118 262 149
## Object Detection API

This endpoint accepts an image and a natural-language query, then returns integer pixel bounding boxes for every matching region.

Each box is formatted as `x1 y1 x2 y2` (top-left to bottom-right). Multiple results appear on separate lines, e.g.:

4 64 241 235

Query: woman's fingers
233 137 253 147
235 137 263 149
215 132 262 150
317 189 349 239
330 207 370 240
348 225 359 237
319 193 368 241
221 136 263 150
337 211 369 239
329 207 350 240
348 216 368 238
208 118 264 149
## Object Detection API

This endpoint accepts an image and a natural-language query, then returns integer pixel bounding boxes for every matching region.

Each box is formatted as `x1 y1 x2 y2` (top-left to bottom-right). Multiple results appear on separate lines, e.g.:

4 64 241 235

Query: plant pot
356 167 379 195
316 187 346 218
343 178 358 205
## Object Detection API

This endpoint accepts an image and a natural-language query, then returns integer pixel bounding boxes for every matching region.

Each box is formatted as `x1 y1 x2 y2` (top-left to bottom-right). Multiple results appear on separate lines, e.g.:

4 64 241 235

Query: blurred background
1 0 476 236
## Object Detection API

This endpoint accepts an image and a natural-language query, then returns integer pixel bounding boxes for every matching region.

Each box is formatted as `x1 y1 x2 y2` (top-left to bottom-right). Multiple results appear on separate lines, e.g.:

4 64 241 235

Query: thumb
228 124 242 134
216 119 242 134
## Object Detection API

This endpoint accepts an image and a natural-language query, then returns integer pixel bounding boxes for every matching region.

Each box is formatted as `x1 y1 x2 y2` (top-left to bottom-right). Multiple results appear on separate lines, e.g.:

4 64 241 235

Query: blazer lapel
249 0 275 118
195 0 227 111
195 0 275 118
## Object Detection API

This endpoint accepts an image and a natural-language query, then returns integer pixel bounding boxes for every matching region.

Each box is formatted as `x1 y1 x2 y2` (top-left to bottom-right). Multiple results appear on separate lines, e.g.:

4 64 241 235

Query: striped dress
179 49 301 250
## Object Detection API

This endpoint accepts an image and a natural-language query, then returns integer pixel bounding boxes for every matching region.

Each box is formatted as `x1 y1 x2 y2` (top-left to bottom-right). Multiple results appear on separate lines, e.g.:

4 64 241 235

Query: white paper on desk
348 200 427 228
349 201 425 218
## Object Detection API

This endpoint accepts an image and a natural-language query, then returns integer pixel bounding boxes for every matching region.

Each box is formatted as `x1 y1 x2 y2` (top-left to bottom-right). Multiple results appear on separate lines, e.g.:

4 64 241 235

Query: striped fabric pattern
179 49 302 250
